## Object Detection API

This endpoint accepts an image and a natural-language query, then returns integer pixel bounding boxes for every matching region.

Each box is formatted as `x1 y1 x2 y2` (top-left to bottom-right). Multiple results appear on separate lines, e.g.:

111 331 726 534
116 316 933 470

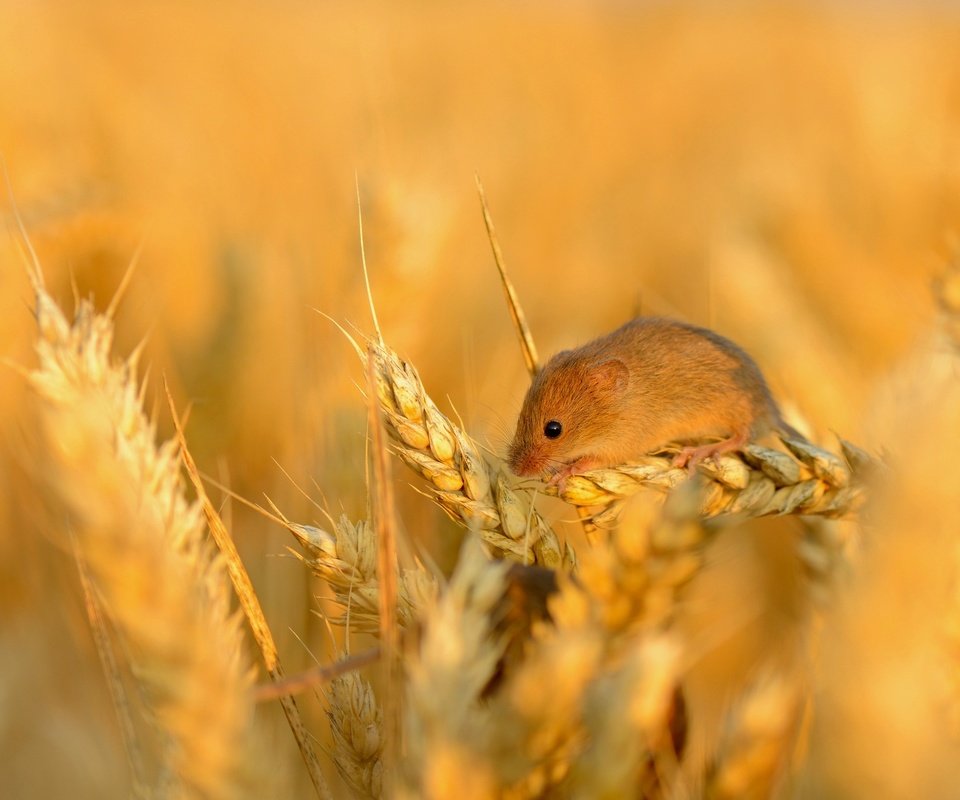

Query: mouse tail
757 400 812 445
775 416 811 445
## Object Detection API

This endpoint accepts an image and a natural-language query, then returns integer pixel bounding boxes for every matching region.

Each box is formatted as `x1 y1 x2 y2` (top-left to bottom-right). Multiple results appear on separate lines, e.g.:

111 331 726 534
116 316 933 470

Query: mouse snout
507 445 546 478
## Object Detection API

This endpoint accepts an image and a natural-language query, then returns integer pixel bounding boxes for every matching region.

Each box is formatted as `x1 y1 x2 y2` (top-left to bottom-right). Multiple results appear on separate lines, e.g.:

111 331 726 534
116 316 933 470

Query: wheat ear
28 280 265 797
565 636 683 799
358 335 574 568
404 536 507 799
290 516 438 634
551 437 869 526
327 670 385 800
705 672 803 800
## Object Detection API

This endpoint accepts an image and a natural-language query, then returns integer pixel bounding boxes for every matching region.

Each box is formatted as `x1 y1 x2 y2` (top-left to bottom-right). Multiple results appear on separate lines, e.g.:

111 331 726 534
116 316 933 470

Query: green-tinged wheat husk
290 516 438 634
28 284 266 799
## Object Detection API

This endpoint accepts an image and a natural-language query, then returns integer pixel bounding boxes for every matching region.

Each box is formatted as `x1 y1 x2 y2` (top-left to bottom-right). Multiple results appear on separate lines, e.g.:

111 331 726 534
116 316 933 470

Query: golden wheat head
28 283 266 797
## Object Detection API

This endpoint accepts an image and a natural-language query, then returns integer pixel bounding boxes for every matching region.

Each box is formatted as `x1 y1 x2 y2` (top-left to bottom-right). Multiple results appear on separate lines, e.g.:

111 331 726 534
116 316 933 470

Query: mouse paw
546 456 602 494
545 467 573 494
672 434 748 474
672 448 706 474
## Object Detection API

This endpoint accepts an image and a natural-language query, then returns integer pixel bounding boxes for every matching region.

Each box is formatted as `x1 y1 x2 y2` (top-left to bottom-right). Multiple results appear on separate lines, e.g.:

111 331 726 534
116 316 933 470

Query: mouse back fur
507 317 784 478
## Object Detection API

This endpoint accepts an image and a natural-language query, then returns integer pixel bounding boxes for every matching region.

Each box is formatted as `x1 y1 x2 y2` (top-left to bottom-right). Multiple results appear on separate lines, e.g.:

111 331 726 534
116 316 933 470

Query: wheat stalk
27 279 266 797
165 383 331 800
365 344 404 793
254 648 381 702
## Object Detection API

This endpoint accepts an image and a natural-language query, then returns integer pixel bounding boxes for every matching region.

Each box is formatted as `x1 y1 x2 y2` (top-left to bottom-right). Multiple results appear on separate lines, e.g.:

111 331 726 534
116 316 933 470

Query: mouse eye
544 420 563 439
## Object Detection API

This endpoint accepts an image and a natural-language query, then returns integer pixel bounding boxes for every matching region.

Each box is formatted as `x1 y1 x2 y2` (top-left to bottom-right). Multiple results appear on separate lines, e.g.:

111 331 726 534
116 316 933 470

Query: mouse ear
586 358 628 394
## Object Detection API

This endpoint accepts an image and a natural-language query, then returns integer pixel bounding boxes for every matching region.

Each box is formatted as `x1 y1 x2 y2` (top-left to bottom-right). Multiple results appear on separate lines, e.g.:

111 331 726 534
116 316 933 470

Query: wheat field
3 1 960 798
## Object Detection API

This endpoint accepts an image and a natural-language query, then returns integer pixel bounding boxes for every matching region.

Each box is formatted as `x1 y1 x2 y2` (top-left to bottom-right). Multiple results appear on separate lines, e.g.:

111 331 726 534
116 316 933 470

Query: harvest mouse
507 316 798 486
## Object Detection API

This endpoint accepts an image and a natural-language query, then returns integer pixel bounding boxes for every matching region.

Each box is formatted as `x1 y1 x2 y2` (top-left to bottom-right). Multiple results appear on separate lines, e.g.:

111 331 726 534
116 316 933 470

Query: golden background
2 1 959 796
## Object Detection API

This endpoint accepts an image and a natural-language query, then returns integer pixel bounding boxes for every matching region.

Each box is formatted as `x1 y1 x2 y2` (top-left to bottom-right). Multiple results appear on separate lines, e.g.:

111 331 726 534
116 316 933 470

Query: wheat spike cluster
13 235 960 798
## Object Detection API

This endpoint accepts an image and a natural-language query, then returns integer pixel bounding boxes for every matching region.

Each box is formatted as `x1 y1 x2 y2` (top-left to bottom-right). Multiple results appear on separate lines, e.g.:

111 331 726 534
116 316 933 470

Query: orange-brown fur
507 317 787 480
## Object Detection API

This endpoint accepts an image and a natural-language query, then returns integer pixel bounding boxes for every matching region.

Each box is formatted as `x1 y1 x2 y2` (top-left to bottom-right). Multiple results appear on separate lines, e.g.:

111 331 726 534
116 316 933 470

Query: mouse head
507 351 629 478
